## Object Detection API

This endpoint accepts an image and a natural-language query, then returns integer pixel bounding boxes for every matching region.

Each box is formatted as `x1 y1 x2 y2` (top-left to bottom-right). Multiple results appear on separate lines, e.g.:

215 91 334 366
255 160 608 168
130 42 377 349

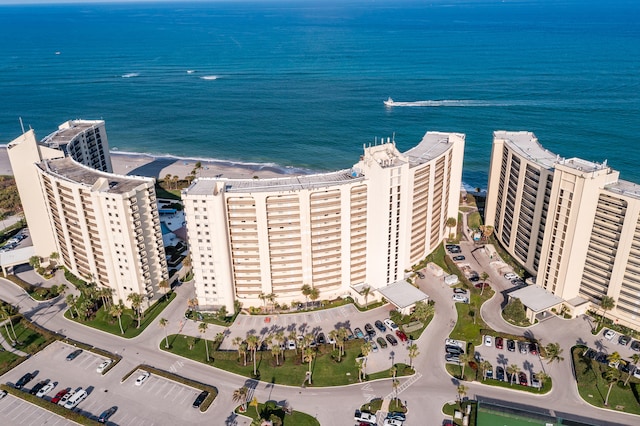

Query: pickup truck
354 409 377 425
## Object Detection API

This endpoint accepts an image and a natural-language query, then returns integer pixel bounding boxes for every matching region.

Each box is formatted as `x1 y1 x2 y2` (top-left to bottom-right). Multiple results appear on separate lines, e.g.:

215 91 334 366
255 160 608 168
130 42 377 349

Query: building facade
183 132 465 311
8 120 167 309
485 131 640 329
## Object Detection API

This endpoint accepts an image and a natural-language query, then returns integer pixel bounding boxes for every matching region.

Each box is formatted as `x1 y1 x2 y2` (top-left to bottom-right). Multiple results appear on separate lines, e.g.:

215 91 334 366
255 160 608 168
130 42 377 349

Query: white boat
384 97 394 106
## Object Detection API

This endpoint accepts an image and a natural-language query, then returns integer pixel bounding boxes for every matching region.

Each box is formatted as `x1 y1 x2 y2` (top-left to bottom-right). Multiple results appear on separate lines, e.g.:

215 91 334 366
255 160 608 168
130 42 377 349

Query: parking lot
0 341 208 425
474 335 545 387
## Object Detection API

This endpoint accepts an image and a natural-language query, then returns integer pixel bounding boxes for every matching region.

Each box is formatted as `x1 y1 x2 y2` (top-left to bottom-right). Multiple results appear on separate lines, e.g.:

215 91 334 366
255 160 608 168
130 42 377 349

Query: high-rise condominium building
7 120 167 308
183 132 465 312
486 131 640 329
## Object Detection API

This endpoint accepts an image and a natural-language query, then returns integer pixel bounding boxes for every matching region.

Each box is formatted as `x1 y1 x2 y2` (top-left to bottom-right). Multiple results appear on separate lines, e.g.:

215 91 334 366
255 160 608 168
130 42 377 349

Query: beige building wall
485 131 640 330
183 131 465 311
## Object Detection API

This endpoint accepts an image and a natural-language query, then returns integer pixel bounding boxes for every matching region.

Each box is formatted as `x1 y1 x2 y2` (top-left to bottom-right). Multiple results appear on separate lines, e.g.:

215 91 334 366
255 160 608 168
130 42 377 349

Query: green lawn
0 319 51 354
467 211 482 230
162 336 413 387
449 286 494 346
235 401 319 426
572 346 640 414
65 292 176 338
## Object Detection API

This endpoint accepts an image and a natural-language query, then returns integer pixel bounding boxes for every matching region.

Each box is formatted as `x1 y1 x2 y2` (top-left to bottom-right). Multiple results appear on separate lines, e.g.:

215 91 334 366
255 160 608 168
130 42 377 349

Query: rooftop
494 131 559 170
510 284 564 312
404 132 463 167
39 157 151 194
187 169 364 195
377 280 429 309
41 120 103 147
606 179 640 200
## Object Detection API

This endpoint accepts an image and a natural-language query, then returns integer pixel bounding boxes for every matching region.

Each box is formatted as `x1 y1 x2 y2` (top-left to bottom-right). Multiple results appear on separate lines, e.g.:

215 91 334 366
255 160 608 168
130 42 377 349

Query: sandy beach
0 147 296 181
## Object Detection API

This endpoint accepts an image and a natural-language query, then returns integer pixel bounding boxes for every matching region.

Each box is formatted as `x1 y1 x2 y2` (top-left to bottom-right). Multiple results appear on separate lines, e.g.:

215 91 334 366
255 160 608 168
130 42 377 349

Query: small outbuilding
377 280 429 315
508 285 564 323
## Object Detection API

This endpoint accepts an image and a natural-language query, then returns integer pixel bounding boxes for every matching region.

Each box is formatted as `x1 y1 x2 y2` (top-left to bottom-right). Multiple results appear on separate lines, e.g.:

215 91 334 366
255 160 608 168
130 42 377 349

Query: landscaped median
234 400 319 426
161 334 414 387
572 345 640 414
122 364 218 412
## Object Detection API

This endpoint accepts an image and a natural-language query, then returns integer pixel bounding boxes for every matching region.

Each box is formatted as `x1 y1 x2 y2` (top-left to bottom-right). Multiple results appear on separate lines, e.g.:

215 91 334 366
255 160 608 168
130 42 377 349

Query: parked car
135 371 150 386
496 366 505 381
504 272 517 280
518 341 528 354
36 382 55 398
58 390 75 406
287 340 296 350
354 328 365 339
511 279 525 286
383 318 399 331
370 340 379 353
317 333 326 345
417 271 425 279
15 372 34 389
375 320 387 333
51 388 70 404
604 329 616 340
453 288 466 294
0 390 7 400
64 389 87 409
445 345 464 355
529 342 538 355
66 349 82 361
383 419 403 426
486 367 493 379
506 339 516 352
97 359 113 373
446 244 461 253
531 373 541 388
29 379 49 395
474 282 490 290
387 412 406 422
495 337 504 349
98 406 118 423
452 294 468 303
364 323 376 338
354 409 377 425
469 274 480 282
484 335 492 347
452 255 466 261
192 390 209 408
632 340 640 352
395 330 408 342
518 372 528 386
619 335 631 346
377 337 388 349
386 334 398 346
327 334 336 345
445 353 460 363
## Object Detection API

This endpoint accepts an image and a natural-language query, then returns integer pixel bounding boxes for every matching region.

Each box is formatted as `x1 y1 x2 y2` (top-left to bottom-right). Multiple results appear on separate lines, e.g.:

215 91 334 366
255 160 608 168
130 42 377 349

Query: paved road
1 233 639 424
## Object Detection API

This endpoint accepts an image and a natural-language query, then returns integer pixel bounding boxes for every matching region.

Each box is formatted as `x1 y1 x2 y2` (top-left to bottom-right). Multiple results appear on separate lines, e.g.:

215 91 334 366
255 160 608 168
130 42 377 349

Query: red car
495 337 504 349
395 330 408 342
51 388 70 404
518 372 528 386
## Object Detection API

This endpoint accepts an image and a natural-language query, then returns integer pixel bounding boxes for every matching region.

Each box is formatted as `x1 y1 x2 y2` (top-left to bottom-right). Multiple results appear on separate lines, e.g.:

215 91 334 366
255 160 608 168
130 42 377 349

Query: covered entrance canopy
0 246 36 276
509 285 564 323
377 280 429 315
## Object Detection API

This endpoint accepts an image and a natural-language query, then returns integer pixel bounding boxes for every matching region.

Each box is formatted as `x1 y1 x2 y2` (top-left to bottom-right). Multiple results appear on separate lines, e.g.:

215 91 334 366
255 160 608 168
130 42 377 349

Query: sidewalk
0 319 29 357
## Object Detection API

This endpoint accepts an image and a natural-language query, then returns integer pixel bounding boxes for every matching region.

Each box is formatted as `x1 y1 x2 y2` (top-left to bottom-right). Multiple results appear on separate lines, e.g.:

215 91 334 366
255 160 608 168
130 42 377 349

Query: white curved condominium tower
7 120 168 310
183 132 465 312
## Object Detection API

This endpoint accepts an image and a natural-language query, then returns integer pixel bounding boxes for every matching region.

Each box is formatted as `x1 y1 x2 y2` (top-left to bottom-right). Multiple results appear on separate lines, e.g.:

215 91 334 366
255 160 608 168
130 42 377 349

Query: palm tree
598 295 616 331
246 335 260 376
411 301 434 322
544 342 564 364
328 330 338 351
267 293 277 312
232 336 244 363
626 353 640 387
127 293 143 328
232 386 249 411
337 327 348 359
272 342 283 365
159 317 169 348
158 279 170 300
309 287 320 305
0 306 15 344
109 302 125 334
258 293 267 310
456 384 468 408
407 343 419 368
479 272 489 295
301 284 312 306
446 217 457 240
304 347 315 384
536 371 549 391
507 364 520 386
199 322 210 362
49 251 60 265
604 368 620 406
66 294 80 318
458 353 470 379
361 286 372 308
360 341 372 377
164 173 172 188
172 175 179 190
480 360 492 380
29 255 41 269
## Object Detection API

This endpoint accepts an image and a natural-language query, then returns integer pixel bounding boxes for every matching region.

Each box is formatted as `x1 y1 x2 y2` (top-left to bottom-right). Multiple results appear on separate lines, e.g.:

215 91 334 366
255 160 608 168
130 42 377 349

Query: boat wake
122 73 139 78
384 99 528 107
200 75 218 80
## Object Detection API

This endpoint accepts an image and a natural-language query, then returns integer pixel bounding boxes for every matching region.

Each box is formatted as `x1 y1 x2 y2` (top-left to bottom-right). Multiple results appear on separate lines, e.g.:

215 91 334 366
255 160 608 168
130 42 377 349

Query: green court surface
477 407 557 426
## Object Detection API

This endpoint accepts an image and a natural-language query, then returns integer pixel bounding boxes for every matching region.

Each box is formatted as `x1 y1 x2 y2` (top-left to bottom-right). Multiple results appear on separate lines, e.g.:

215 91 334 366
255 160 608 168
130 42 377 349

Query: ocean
0 0 639 189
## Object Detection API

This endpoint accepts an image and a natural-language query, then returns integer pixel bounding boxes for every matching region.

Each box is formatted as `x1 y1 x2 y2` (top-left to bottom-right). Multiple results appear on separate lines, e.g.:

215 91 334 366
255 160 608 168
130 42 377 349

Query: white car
135 371 150 386
286 340 296 350
504 272 518 280
354 410 377 424
484 335 493 347
36 382 55 398
383 419 404 426
383 318 399 331
58 390 75 406
97 359 113 373
452 294 468 303
633 368 640 379
64 389 87 409
604 329 616 340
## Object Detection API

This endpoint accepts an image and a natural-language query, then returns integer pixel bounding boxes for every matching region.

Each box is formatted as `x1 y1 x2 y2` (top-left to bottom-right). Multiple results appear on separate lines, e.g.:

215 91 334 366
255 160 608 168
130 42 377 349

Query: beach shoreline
0 146 309 181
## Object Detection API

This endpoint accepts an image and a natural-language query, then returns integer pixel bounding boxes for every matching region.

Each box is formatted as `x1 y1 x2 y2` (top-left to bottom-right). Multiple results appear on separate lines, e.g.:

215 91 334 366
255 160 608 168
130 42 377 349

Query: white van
64 389 87 409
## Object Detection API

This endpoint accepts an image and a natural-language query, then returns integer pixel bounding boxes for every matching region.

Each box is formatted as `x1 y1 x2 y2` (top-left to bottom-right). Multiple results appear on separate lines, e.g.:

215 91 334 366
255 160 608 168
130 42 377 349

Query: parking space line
28 409 46 426
12 402 30 421
154 380 169 395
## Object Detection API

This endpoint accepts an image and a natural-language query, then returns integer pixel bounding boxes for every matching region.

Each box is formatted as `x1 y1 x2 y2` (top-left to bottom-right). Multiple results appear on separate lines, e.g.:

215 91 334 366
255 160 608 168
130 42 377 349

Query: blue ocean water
0 0 639 189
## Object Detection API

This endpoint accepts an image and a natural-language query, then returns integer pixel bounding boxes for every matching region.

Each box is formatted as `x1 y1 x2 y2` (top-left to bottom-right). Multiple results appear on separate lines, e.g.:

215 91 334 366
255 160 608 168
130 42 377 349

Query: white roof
510 285 564 312
0 246 36 268
377 280 429 309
